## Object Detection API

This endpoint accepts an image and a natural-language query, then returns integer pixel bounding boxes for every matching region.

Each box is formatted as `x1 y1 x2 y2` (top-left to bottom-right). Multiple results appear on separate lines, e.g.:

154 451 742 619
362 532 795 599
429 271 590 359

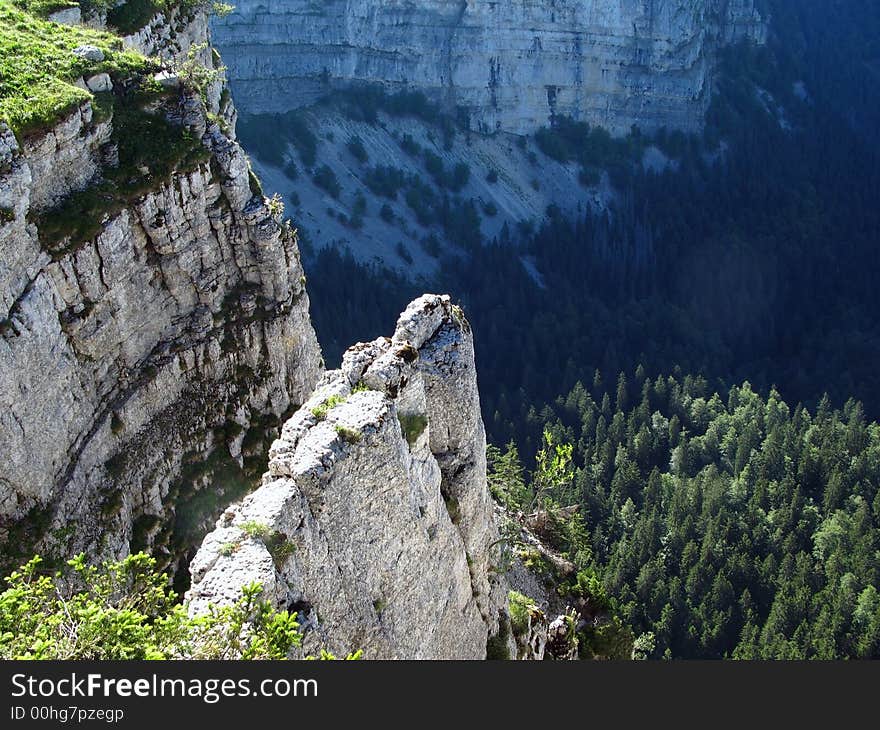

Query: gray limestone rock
85 73 112 93
188 295 508 659
49 7 82 26
73 45 104 62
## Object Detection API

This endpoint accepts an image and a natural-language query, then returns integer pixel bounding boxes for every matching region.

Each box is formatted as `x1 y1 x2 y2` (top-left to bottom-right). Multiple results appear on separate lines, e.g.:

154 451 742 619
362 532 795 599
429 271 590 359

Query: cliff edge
0 3 321 569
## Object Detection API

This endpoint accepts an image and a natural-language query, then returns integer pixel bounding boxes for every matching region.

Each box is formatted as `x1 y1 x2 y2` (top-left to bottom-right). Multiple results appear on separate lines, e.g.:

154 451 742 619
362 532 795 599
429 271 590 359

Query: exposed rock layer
213 0 766 134
188 295 506 659
0 11 321 566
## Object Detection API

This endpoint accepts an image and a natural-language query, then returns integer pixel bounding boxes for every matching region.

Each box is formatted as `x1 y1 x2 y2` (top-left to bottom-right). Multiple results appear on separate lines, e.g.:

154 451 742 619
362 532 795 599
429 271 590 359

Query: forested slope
490 372 880 659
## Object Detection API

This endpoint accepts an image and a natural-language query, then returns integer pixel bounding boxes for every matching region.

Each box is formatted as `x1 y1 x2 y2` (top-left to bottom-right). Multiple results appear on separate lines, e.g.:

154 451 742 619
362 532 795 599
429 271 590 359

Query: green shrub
240 522 295 569
534 116 643 185
311 393 346 420
400 133 421 157
485 617 511 660
106 0 233 36
334 424 362 444
404 176 436 225
313 165 341 198
240 520 272 541
508 590 537 637
450 162 470 192
346 135 368 163
423 150 445 184
0 553 301 659
396 241 413 265
364 165 407 199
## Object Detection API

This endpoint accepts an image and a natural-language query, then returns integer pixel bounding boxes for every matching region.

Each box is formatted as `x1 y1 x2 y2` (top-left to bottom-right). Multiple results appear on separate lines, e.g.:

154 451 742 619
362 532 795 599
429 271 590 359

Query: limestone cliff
213 0 766 135
188 295 507 658
0 8 321 569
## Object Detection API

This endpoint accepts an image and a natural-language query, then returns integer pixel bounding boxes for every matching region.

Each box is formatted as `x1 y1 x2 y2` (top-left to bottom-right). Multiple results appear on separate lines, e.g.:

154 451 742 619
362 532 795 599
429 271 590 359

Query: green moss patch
398 412 427 446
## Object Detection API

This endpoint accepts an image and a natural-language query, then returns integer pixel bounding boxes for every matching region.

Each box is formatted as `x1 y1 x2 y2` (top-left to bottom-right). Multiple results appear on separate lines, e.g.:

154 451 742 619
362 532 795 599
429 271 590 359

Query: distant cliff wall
213 0 766 135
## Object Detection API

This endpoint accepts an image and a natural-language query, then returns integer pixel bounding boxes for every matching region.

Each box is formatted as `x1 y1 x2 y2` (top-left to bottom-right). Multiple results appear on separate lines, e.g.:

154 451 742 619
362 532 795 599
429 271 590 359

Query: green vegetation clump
364 164 407 199
398 412 427 446
346 135 368 163
534 116 645 188
313 164 341 198
334 424 362 444
240 520 272 542
0 1 153 136
237 110 317 167
106 0 232 35
240 521 295 569
106 0 163 34
421 152 468 192
485 618 511 660
508 590 537 637
0 553 301 659
11 0 76 17
400 133 420 157
310 393 347 420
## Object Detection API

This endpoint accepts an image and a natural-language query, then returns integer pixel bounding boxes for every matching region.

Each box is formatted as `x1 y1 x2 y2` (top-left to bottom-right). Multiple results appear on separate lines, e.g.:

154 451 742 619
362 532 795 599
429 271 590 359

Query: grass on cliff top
12 0 77 17
0 1 153 136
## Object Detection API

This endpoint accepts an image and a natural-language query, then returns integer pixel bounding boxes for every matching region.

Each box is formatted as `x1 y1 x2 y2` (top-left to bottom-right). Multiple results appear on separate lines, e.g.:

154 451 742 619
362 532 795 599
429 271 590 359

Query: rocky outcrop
213 0 766 135
188 295 507 659
0 11 321 568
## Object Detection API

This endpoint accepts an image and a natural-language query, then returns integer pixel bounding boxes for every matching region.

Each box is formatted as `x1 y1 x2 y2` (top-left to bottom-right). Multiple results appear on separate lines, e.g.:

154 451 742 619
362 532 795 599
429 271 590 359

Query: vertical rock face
188 295 507 659
213 0 766 135
0 11 321 566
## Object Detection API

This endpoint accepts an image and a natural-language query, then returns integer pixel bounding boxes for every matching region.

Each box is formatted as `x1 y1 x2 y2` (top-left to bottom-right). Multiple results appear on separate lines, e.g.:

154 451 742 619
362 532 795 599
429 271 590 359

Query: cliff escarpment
214 0 766 136
0 4 321 570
